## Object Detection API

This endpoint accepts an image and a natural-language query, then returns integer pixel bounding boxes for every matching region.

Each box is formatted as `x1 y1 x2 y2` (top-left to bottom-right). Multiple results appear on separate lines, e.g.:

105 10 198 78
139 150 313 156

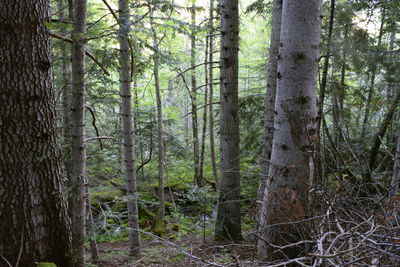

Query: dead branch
49 32 110 76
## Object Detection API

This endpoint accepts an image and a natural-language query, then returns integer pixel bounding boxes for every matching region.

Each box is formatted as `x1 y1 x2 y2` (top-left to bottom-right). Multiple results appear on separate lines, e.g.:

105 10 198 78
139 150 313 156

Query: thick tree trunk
256 0 282 238
258 0 322 260
71 0 88 265
118 0 141 256
191 2 201 186
208 0 219 189
0 1 72 266
150 6 166 236
215 0 242 241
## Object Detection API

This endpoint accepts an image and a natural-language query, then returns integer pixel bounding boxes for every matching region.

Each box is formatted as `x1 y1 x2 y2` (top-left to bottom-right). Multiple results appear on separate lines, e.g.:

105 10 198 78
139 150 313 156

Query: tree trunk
256 0 282 239
199 35 209 183
317 0 335 136
150 5 166 237
360 7 385 140
58 0 74 218
258 0 322 260
85 178 99 260
208 0 219 189
0 1 72 266
214 0 242 241
71 0 88 265
315 0 335 189
365 88 400 185
119 0 141 256
191 1 201 186
390 136 400 199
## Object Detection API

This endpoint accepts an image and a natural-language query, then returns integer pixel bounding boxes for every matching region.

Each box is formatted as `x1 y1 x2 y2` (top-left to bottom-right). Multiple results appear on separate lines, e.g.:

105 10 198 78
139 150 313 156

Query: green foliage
37 263 57 267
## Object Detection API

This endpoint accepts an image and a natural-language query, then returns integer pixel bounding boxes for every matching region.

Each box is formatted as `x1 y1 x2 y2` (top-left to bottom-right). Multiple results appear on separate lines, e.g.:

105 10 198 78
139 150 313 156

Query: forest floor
87 234 256 267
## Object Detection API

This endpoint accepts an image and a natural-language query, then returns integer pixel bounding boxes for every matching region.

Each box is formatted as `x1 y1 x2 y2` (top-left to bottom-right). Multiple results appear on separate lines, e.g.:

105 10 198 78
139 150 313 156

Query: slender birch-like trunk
200 36 209 183
256 0 282 237
208 0 219 189
191 1 201 186
149 5 166 236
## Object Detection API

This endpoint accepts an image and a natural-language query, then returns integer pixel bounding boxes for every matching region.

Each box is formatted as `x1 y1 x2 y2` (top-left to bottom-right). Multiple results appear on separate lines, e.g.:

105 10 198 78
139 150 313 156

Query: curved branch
49 32 110 76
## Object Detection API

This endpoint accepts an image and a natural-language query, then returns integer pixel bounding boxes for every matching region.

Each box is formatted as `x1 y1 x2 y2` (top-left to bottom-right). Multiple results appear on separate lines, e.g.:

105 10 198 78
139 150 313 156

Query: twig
173 61 219 81
85 136 114 142
85 106 103 149
49 32 110 76
0 255 12 267
15 225 24 267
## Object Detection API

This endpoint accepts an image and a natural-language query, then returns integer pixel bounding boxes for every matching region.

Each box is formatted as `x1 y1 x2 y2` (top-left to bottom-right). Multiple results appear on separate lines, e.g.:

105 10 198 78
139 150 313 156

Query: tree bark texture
71 0 88 265
208 0 219 189
258 0 322 260
0 1 72 266
215 0 242 241
256 0 282 237
58 0 74 219
118 0 141 256
191 2 201 186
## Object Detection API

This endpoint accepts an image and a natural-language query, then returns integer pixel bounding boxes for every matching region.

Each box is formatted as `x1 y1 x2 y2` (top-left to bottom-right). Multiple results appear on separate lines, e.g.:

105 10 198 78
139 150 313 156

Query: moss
37 263 57 267
153 211 166 237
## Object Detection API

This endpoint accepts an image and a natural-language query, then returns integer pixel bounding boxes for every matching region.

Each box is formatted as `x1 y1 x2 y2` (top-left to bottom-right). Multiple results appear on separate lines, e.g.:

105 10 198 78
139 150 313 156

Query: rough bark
59 0 74 218
258 0 322 260
191 1 201 186
208 0 219 189
0 1 72 266
256 0 282 237
118 0 141 256
215 0 242 241
71 0 88 265
149 5 166 237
